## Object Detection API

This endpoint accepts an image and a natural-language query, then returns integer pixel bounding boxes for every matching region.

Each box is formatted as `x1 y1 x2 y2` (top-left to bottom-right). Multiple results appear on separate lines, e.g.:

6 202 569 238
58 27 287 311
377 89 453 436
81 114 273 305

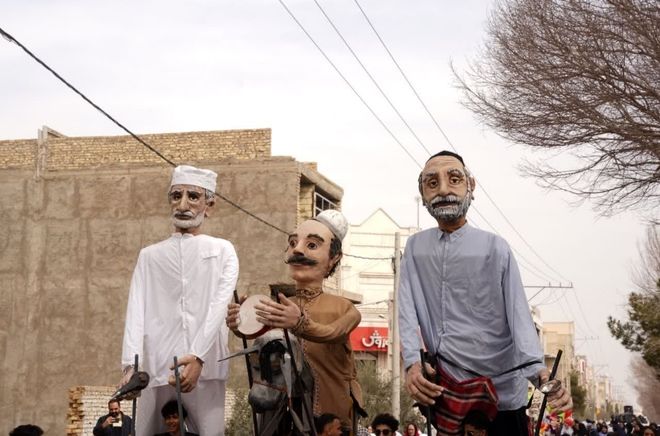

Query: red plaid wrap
431 364 499 436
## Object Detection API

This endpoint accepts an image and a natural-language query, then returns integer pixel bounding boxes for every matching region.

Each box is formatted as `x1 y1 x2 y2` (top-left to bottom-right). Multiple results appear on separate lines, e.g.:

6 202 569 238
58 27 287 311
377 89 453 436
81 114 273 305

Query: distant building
595 375 614 419
0 126 343 434
342 208 417 375
542 322 576 397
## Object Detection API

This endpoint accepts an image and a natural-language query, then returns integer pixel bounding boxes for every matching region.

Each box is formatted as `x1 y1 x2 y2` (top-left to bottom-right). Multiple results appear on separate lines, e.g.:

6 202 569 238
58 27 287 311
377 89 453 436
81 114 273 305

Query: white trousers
135 380 226 436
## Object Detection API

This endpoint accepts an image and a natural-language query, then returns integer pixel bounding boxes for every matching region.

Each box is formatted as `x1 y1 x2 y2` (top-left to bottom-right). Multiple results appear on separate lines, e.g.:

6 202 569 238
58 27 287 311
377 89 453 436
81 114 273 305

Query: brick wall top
0 128 271 170
0 139 36 169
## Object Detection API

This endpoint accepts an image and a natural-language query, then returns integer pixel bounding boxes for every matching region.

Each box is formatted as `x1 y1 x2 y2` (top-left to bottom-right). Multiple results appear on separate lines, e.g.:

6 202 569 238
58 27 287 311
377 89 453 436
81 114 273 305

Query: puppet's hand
539 368 572 412
405 361 443 406
255 293 302 329
226 295 247 332
168 354 203 393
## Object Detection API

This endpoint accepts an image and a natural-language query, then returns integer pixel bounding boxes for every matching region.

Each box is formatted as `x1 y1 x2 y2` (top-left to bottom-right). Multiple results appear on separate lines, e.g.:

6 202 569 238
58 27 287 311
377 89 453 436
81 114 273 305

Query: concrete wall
0 128 341 434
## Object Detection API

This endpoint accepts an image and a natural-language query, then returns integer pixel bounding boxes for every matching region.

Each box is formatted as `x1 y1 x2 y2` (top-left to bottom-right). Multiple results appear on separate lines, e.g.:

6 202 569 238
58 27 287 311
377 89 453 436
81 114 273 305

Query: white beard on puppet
424 193 472 223
171 210 205 229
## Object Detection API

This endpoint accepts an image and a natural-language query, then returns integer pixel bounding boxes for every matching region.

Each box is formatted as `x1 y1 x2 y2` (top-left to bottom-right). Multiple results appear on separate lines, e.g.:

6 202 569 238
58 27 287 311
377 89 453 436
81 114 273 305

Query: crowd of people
536 414 659 436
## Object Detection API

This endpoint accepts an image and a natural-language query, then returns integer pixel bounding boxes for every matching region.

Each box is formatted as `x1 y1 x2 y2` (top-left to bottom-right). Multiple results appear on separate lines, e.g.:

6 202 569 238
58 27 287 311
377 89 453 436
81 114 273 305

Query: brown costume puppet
227 210 364 435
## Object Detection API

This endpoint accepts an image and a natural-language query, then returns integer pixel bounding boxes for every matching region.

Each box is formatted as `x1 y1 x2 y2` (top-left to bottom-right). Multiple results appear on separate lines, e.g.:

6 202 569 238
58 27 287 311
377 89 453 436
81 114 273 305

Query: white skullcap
170 165 217 192
314 209 348 241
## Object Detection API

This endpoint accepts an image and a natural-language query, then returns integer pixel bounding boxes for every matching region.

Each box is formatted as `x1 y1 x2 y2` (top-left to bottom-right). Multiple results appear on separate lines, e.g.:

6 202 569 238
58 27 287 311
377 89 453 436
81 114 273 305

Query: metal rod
275 293 317 436
234 290 260 436
173 356 186 436
132 354 138 436
420 350 433 436
391 232 401 419
534 349 563 436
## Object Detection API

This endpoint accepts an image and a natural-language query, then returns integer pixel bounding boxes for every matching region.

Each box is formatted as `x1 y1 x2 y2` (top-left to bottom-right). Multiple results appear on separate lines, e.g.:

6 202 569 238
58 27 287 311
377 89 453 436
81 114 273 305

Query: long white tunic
121 233 239 386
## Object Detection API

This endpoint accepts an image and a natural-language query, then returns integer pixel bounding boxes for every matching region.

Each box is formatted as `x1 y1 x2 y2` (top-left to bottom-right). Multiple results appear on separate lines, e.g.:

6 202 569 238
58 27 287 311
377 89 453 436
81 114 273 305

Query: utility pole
525 283 574 302
391 232 401 419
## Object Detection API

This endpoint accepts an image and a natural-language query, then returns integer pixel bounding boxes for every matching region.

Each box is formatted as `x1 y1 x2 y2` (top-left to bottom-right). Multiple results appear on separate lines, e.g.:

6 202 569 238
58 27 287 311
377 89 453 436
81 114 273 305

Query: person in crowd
93 399 133 436
227 209 364 434
643 426 656 436
575 421 588 436
404 422 420 436
8 425 43 436
154 400 199 436
560 416 574 435
371 413 399 436
399 151 572 436
121 165 239 436
316 413 344 436
463 410 489 436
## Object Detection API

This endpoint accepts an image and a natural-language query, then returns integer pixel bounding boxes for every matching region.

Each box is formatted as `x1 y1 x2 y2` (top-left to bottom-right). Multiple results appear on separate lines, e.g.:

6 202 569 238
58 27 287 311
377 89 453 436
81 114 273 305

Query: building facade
342 209 417 375
542 322 576 398
0 126 343 433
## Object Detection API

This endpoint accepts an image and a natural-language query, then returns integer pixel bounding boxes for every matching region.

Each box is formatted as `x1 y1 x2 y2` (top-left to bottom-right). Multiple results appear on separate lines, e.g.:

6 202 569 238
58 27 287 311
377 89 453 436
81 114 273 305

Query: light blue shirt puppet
398 151 572 436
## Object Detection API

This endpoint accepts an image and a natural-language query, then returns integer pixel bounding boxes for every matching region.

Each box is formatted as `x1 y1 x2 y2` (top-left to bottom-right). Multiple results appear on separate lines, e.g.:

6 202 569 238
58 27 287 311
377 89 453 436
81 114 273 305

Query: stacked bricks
67 386 242 435
0 128 271 171
67 386 118 436
0 139 36 169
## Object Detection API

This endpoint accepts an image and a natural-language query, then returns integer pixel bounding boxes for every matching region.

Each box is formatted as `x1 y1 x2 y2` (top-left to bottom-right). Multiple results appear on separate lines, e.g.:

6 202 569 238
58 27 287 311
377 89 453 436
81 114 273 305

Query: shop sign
350 327 389 352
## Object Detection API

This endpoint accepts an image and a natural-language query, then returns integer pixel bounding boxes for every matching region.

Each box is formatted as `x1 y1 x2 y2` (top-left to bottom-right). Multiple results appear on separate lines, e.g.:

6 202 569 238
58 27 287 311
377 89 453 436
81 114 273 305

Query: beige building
595 375 613 419
542 321 576 397
0 126 344 434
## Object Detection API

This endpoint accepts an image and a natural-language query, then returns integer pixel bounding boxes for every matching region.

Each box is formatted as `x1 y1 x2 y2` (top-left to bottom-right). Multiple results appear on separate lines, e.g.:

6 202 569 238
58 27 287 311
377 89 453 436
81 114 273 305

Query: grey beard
172 212 205 230
425 194 472 222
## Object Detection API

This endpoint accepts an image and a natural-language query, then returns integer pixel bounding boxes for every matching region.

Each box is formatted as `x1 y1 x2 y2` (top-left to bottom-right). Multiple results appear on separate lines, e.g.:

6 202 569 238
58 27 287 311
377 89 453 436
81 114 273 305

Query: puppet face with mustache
420 155 474 225
285 219 339 287
425 193 472 222
168 184 213 234
285 253 319 266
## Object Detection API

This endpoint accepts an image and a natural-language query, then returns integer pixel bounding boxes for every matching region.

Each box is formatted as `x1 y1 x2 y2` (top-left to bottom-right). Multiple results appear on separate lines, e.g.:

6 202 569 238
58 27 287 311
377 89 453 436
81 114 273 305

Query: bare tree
454 0 660 215
631 356 660 419
609 226 660 378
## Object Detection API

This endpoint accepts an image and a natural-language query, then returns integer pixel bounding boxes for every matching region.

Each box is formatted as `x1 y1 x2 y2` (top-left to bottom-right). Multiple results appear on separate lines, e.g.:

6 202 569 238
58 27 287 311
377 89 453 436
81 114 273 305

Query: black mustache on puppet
285 254 318 266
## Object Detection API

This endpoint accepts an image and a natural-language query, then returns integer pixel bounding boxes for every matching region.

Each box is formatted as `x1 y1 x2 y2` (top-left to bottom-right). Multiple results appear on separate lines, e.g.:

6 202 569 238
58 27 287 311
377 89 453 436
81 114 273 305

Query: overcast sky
1 0 653 408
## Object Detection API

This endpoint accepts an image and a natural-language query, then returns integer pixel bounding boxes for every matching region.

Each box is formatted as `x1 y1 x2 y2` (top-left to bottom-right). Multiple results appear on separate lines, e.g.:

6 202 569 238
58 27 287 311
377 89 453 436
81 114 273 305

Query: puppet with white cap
121 165 239 436
227 209 366 435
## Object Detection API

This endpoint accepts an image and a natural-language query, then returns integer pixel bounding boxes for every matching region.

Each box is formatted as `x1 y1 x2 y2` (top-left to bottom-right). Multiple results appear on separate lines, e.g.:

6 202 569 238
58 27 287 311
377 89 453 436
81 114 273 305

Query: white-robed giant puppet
121 165 239 436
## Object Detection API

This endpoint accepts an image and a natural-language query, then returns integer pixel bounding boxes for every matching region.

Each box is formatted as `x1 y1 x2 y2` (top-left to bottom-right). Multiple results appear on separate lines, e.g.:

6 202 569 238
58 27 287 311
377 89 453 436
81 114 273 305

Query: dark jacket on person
154 432 198 436
92 413 133 436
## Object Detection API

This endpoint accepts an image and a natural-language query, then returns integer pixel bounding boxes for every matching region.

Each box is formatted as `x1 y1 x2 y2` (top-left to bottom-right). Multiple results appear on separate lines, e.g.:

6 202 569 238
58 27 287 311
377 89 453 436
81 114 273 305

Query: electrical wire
277 0 422 168
352 0 570 283
297 1 565 284
0 25 392 262
312 0 431 156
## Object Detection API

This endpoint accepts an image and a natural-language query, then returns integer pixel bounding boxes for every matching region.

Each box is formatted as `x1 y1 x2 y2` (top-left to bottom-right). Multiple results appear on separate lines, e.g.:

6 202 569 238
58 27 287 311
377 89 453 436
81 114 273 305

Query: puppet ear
204 199 215 218
325 253 342 278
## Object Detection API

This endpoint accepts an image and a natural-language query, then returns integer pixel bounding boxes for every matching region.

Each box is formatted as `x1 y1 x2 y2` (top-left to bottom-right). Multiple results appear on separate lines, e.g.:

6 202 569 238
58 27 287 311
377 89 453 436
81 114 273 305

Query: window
314 191 338 216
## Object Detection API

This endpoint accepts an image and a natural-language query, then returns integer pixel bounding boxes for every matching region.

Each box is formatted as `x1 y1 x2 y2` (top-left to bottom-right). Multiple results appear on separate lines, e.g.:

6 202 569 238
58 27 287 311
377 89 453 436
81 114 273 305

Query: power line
280 1 564 285
526 283 573 302
470 205 559 283
352 0 570 283
0 28 176 168
0 26 291 235
315 0 563 283
344 253 391 260
277 0 422 168
312 0 431 156
0 25 392 262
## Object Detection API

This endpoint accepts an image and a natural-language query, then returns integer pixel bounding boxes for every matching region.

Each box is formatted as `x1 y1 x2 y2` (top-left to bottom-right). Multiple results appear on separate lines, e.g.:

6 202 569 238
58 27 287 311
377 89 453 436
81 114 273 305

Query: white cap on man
314 209 348 241
170 165 217 192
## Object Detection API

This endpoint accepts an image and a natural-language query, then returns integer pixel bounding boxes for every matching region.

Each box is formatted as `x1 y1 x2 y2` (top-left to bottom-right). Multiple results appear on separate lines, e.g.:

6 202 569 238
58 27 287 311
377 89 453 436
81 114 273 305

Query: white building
342 208 418 374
